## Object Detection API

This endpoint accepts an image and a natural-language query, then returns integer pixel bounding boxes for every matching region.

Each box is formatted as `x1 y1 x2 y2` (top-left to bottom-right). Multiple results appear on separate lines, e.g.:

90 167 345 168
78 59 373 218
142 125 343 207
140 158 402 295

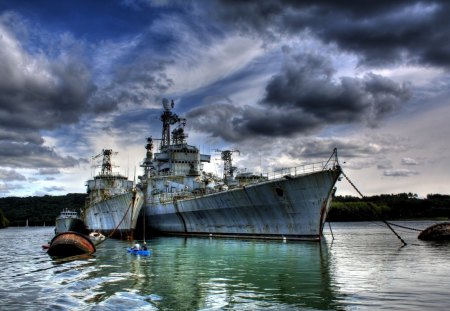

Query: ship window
275 187 284 197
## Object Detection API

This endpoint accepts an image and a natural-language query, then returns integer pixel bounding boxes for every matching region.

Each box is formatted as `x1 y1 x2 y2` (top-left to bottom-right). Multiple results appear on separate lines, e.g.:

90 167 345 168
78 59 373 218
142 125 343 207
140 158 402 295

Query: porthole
275 187 284 197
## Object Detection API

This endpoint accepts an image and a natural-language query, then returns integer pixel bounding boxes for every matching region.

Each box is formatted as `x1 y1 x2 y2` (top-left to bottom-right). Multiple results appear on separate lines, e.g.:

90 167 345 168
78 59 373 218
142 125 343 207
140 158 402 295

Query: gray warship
138 99 341 241
82 149 144 239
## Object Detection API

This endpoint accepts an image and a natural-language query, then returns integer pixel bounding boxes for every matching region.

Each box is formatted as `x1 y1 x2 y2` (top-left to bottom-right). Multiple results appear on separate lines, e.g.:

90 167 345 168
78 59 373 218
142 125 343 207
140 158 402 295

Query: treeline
0 193 87 227
0 208 9 228
328 193 450 221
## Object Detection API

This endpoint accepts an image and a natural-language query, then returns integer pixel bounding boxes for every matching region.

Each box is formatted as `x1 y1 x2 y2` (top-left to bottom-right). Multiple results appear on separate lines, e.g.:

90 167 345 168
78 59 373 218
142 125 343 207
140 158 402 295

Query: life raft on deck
47 231 96 257
418 222 450 241
127 247 151 256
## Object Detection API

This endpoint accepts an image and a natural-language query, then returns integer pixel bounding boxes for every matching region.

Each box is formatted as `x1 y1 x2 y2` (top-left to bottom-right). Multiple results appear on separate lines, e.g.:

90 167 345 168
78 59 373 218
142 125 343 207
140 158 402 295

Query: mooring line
341 170 408 247
93 190 136 247
328 221 335 240
386 221 423 232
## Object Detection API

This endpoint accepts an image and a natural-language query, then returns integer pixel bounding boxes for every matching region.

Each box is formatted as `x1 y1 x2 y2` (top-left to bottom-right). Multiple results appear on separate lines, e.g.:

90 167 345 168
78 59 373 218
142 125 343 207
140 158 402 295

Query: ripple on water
1 223 450 310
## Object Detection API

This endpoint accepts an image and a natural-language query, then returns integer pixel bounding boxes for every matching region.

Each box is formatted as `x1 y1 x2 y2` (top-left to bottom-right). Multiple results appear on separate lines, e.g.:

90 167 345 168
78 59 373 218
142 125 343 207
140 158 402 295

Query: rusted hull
47 231 96 257
146 169 341 241
418 222 450 241
82 190 144 240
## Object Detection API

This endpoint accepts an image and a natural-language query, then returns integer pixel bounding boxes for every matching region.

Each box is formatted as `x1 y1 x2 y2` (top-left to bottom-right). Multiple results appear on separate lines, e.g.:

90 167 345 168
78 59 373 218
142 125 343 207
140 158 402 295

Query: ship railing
151 170 183 177
262 159 338 181
153 191 197 204
150 169 201 178
93 173 129 179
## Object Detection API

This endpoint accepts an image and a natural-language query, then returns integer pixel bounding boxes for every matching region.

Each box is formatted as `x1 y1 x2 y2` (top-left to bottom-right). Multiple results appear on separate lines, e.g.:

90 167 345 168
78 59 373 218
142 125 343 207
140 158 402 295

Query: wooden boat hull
47 231 96 257
418 222 450 241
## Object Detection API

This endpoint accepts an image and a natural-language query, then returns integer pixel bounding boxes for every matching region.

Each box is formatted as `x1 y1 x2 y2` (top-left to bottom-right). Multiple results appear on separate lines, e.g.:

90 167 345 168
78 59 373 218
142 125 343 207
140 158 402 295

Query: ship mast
171 118 187 145
160 99 181 149
141 137 154 177
217 150 240 181
92 149 117 176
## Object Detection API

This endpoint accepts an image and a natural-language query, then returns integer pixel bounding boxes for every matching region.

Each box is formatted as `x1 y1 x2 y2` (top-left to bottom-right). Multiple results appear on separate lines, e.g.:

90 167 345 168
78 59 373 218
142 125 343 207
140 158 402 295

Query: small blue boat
127 247 151 256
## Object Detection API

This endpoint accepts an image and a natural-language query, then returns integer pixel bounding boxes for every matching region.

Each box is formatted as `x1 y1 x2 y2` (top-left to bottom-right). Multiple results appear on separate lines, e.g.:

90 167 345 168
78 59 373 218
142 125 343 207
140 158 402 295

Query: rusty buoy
47 231 96 257
418 222 450 241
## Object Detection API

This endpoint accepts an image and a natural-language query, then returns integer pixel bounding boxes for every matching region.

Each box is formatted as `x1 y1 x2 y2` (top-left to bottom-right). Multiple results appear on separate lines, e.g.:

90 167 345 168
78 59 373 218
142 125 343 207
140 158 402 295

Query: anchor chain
341 170 408 246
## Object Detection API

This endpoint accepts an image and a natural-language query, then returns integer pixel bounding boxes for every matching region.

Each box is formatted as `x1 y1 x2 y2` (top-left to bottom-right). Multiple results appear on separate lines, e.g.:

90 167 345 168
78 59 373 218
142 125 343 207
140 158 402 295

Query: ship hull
55 217 87 235
83 190 144 240
146 169 340 241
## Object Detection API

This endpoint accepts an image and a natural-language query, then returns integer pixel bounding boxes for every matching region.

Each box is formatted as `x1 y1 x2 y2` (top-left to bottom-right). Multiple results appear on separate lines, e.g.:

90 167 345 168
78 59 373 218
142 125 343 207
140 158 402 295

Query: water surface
0 221 449 310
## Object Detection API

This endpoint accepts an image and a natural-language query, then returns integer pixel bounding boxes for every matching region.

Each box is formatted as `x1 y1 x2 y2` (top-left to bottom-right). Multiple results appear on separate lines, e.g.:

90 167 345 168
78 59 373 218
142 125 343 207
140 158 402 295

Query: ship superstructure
82 149 144 239
55 209 87 235
139 99 341 241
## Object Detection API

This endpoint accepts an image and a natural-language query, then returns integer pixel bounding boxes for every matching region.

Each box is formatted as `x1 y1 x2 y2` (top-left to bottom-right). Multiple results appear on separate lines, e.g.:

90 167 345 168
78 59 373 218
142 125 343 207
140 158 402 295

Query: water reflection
98 237 342 310
5 224 450 310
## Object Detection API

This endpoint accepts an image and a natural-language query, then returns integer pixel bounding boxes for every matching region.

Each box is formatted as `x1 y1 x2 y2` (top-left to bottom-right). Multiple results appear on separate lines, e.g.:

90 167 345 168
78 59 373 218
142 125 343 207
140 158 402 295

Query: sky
0 0 449 198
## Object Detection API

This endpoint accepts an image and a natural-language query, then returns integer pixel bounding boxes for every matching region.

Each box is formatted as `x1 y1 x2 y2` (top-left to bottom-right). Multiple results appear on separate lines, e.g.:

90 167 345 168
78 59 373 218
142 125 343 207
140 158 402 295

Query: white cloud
164 29 268 93
401 157 419 165
384 169 419 177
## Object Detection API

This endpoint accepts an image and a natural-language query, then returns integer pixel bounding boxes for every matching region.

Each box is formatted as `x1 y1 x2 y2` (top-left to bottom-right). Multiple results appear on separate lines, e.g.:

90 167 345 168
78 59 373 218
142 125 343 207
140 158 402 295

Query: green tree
0 208 9 228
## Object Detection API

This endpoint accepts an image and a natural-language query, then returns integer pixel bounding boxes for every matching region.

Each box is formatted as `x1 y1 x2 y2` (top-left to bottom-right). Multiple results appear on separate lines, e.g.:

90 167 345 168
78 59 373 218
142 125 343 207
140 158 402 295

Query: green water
1 221 449 310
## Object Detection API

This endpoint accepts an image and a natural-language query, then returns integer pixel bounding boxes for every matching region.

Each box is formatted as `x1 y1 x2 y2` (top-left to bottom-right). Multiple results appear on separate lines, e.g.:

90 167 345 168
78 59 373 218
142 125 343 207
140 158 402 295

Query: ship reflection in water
92 237 341 310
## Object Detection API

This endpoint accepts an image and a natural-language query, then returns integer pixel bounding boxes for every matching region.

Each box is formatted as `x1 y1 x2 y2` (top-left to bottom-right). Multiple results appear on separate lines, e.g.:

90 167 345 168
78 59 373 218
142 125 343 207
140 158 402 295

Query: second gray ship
138 99 341 241
82 149 144 240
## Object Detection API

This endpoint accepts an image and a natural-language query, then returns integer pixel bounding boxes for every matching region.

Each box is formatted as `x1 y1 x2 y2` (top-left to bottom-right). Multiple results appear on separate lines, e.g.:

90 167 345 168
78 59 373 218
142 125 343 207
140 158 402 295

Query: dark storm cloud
224 135 410 174
0 182 22 194
91 59 174 112
0 26 96 134
291 136 407 161
186 103 245 142
0 169 26 181
262 52 411 126
282 136 408 160
215 0 450 68
0 141 80 168
43 186 65 192
37 168 61 175
0 56 95 133
0 12 99 170
187 52 410 141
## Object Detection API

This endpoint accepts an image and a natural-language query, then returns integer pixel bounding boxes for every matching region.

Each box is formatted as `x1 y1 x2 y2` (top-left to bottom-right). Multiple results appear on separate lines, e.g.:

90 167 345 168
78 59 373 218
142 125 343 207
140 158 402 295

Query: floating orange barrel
47 231 96 257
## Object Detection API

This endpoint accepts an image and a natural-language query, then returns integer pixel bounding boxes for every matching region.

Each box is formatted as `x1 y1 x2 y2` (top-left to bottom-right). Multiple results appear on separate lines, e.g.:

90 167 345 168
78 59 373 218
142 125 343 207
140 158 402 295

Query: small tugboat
55 209 88 235
47 209 96 257
418 222 450 241
47 231 96 257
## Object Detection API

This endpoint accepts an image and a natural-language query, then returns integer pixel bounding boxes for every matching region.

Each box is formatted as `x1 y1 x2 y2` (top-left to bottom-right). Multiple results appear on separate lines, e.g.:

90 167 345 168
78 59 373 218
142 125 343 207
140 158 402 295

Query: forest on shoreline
0 192 449 229
0 193 86 228
329 193 450 221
